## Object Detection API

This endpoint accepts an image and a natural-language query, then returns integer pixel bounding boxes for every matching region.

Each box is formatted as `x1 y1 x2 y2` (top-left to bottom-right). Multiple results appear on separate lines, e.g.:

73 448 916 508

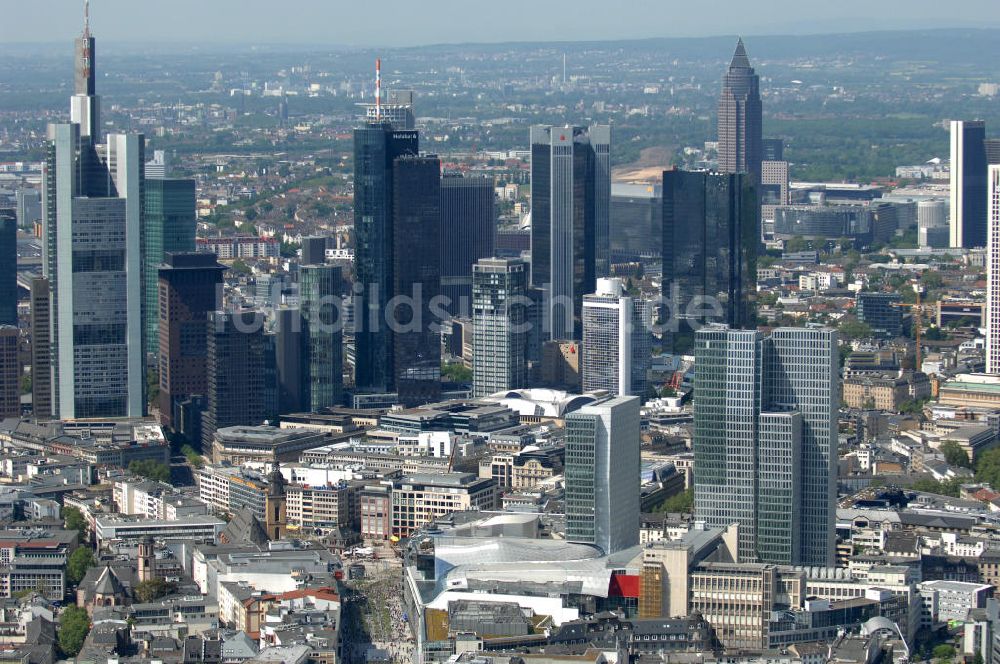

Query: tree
912 477 962 498
128 460 171 483
58 606 90 658
134 578 176 603
64 506 88 541
940 441 972 469
441 363 472 383
838 319 872 341
67 547 96 585
975 448 1000 488
932 644 956 662
181 444 204 468
656 488 694 514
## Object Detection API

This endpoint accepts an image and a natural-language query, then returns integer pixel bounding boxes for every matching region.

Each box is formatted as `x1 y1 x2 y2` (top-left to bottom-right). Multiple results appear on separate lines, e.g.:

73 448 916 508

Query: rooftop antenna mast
375 57 381 121
83 0 90 38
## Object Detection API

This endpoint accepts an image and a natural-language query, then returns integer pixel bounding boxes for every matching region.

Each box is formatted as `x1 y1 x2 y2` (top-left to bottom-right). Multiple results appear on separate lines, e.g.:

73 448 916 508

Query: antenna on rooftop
83 0 91 38
375 58 382 121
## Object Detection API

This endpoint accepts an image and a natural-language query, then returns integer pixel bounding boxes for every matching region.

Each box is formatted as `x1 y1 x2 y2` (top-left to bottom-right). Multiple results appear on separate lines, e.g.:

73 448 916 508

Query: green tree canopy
128 460 171 483
940 441 972 469
655 488 694 514
838 319 872 340
67 547 96 585
64 506 88 541
134 578 177 603
58 606 90 658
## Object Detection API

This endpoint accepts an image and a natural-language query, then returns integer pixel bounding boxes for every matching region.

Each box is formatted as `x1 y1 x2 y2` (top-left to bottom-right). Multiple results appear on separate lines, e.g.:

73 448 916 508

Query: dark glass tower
0 211 16 327
144 178 197 353
201 311 266 450
352 123 418 393
157 252 225 432
392 156 442 407
950 121 988 248
662 170 757 352
300 263 343 411
440 174 496 316
529 125 610 341
717 39 763 180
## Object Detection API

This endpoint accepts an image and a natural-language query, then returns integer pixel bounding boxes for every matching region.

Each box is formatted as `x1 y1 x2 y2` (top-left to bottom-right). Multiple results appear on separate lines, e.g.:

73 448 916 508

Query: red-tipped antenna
375 58 382 121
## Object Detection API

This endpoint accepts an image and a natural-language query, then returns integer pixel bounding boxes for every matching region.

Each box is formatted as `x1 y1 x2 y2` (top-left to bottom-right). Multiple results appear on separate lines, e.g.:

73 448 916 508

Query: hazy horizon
2 0 998 48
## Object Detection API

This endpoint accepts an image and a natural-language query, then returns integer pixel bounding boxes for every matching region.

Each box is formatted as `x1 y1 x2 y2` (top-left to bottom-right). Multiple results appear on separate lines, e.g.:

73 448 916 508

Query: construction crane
892 281 926 370
446 442 458 473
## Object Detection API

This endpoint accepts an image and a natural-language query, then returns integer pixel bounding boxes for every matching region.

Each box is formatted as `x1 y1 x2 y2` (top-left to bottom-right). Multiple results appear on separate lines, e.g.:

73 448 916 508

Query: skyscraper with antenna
41 0 146 418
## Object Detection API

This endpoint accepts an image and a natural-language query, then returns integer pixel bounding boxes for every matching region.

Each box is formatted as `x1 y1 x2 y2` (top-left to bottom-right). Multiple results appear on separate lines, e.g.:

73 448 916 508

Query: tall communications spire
72 0 99 137
375 58 381 121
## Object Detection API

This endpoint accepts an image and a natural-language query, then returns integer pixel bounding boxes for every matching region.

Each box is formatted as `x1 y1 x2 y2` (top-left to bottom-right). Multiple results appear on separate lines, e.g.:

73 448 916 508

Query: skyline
2 0 1000 47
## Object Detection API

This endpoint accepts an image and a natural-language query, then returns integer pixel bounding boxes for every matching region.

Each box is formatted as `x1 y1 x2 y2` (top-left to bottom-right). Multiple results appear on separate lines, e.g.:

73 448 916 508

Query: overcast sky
3 0 999 46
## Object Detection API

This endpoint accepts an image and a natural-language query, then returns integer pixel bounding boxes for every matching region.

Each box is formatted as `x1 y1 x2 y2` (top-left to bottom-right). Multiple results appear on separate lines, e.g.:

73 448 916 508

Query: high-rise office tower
987 165 1000 373
694 327 761 561
144 178 196 353
855 291 903 338
42 11 145 419
300 263 343 411
760 160 790 226
717 38 763 180
762 138 784 162
300 236 327 266
353 122 418 395
565 395 640 555
581 278 652 397
16 190 42 230
0 327 19 419
986 139 1000 166
275 307 304 413
765 328 838 567
661 170 757 351
29 278 51 419
0 210 16 326
157 253 226 431
472 258 528 397
530 125 611 341
950 120 988 249
440 174 496 316
693 325 837 566
392 156 442 407
201 310 266 450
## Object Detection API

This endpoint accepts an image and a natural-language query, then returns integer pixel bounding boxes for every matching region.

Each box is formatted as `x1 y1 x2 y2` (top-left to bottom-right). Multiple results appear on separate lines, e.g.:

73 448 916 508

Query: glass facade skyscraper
440 174 496 316
42 12 145 419
565 395 640 555
661 170 757 352
392 155 442 407
300 264 343 411
472 258 528 397
157 252 225 431
0 211 16 327
693 326 837 566
529 124 611 341
950 120 988 249
353 123 418 394
144 178 196 352
202 311 266 450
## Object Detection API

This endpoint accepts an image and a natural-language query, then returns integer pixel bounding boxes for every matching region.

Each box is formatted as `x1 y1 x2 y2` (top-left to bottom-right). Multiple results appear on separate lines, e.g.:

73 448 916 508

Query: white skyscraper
565 395 640 555
987 165 1000 373
581 278 651 397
